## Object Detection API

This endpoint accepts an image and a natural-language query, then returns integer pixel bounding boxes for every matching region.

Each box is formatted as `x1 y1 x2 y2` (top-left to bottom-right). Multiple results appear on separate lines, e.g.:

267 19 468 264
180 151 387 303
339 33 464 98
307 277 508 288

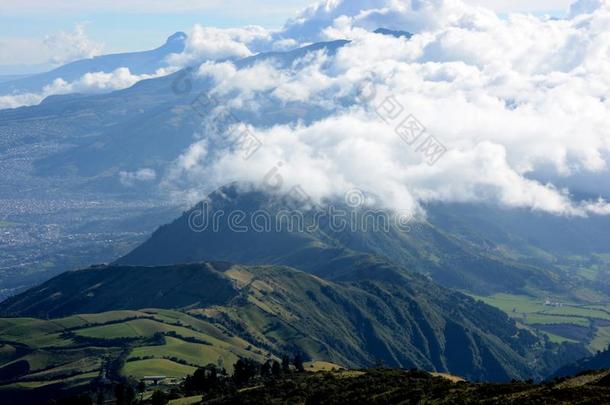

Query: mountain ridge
0 32 186 95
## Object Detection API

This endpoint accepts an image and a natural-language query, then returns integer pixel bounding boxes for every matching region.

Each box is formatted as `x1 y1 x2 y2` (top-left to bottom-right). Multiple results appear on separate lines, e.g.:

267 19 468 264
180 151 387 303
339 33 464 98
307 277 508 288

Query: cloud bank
3 0 610 217
163 0 610 217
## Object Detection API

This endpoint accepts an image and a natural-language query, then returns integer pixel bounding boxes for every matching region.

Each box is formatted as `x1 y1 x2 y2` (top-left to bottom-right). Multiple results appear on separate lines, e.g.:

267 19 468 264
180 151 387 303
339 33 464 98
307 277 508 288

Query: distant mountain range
0 37 354 189
0 32 186 95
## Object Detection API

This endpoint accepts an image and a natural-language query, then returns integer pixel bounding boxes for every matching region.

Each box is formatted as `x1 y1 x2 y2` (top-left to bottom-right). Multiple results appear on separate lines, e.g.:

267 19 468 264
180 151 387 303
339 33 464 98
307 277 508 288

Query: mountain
0 32 186 95
2 33 608 298
239 39 350 68
425 203 610 297
117 185 571 296
0 260 584 381
0 39 346 186
0 185 588 381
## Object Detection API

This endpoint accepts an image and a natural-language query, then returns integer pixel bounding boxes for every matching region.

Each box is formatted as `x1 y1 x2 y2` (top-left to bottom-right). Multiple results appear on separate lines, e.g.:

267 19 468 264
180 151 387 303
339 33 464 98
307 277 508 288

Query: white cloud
167 25 272 67
0 24 105 67
3 0 610 217
276 0 498 43
163 0 610 217
0 67 171 110
119 168 157 187
44 23 104 65
469 0 573 13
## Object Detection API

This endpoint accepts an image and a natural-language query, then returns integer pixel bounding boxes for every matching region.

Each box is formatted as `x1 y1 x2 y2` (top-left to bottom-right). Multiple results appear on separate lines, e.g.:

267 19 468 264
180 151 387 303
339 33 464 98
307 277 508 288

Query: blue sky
0 0 573 72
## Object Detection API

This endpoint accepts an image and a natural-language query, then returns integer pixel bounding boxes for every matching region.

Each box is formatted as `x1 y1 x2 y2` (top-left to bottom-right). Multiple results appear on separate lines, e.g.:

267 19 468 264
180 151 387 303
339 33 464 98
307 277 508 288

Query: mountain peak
166 31 187 45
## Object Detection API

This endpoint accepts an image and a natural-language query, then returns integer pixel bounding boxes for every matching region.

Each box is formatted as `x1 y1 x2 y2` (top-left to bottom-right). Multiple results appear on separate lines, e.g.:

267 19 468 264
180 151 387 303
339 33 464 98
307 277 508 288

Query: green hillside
114 187 610 352
0 309 271 402
0 263 588 385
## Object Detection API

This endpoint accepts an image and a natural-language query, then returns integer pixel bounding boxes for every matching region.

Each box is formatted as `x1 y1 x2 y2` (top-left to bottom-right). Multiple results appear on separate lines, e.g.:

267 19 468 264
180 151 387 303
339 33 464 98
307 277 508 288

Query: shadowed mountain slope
0 262 238 318
117 186 568 296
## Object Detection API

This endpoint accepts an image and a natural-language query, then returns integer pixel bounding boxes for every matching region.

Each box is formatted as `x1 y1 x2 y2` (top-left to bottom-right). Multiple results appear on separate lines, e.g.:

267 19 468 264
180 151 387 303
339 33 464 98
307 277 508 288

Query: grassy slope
122 359 196 378
0 263 588 385
188 265 576 381
0 309 271 396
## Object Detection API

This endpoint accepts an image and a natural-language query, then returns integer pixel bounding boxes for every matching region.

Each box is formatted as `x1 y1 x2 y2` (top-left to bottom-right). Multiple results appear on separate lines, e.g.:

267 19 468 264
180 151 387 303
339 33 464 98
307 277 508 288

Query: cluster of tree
184 353 307 395
233 354 305 385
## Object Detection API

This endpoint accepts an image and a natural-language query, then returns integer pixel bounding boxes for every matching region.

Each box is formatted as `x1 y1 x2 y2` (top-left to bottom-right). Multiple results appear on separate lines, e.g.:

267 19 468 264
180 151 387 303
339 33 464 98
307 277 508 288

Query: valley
472 293 610 348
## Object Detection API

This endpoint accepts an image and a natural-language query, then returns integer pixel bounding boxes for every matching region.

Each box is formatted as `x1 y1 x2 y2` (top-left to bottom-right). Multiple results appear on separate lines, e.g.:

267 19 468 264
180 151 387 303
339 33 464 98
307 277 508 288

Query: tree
272 360 282 377
281 355 291 372
184 364 221 393
151 390 168 405
125 384 135 405
233 358 260 386
114 383 135 405
114 384 125 405
293 354 305 372
137 381 146 402
261 360 272 377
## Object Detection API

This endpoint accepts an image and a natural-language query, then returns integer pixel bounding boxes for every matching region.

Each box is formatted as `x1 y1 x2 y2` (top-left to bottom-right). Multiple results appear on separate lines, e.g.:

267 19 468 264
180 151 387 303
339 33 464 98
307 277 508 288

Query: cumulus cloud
166 24 271 67
275 0 498 44
163 0 610 217
44 23 104 65
3 0 610 217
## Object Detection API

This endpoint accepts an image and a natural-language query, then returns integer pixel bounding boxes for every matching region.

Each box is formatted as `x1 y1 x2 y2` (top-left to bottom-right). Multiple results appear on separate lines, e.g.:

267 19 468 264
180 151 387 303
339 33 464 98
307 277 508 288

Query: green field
471 293 610 349
0 309 272 394
122 359 197 379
